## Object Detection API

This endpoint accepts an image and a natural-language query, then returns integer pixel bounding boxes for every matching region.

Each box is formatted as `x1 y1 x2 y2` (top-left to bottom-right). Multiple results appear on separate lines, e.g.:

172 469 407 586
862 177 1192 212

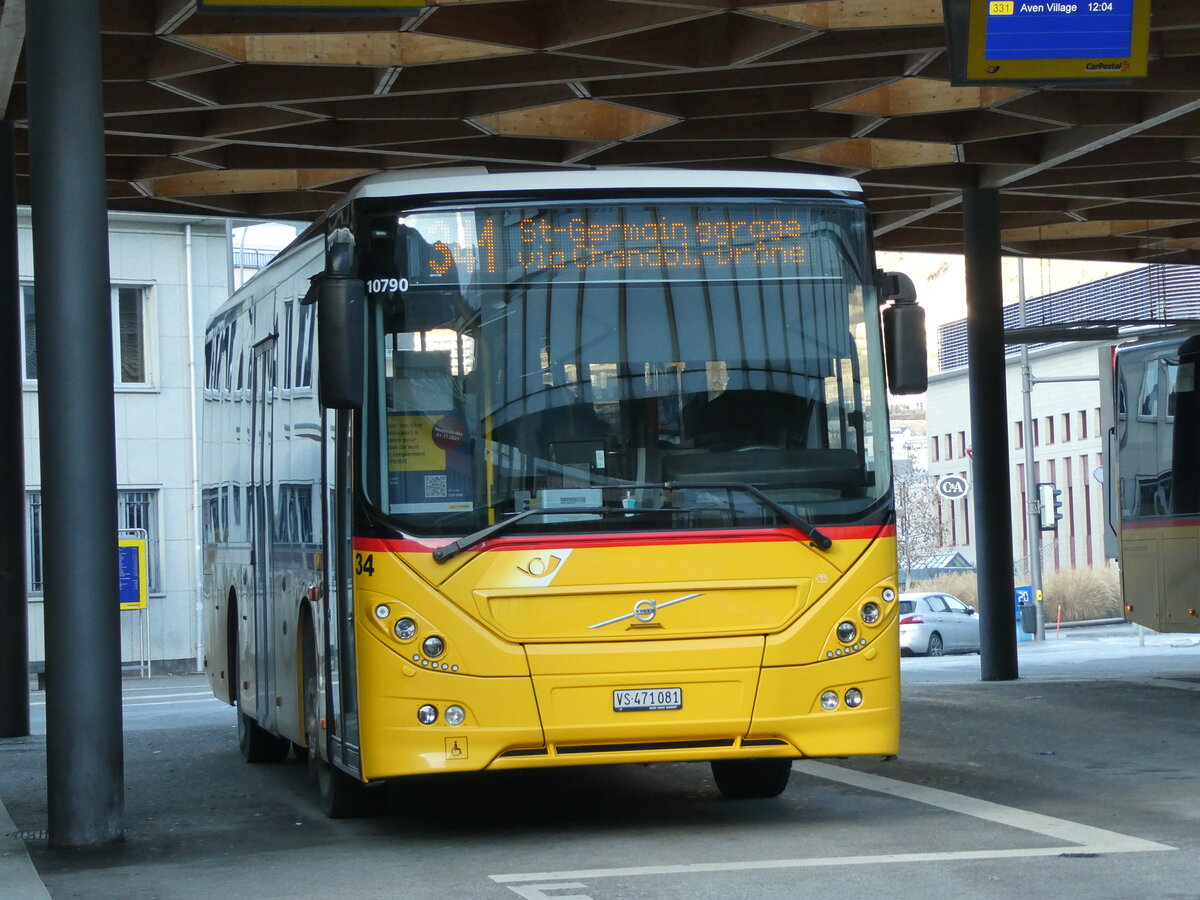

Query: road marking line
1126 677 1200 693
29 697 227 709
490 760 1173 885
795 760 1172 852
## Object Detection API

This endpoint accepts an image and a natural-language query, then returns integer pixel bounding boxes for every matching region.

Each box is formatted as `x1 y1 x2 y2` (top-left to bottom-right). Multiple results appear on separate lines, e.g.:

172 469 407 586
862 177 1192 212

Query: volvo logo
589 592 702 629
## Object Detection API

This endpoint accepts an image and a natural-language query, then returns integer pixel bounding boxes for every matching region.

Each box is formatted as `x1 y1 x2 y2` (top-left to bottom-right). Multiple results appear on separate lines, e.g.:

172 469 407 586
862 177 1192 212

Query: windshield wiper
432 506 661 562
432 480 832 563
663 480 833 551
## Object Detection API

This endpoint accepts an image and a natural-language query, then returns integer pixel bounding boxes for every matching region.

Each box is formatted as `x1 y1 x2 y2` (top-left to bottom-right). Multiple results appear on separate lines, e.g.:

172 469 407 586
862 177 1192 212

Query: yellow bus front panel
354 529 900 780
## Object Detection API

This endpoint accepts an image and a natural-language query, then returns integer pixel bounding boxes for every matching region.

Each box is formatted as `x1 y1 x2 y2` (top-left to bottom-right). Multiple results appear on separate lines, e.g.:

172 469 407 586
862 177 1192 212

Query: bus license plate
613 687 682 712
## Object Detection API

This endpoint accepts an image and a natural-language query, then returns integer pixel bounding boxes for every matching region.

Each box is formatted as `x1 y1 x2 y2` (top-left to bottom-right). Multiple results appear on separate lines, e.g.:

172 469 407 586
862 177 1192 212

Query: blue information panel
118 538 148 611
986 1 1133 60
963 0 1149 82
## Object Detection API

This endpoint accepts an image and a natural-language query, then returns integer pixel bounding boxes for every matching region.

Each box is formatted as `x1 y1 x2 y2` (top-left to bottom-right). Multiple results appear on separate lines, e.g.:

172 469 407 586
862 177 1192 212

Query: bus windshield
361 198 890 537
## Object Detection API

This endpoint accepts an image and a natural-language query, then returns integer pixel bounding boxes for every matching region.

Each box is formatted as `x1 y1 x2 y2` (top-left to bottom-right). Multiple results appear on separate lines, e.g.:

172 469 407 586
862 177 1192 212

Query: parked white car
899 592 980 656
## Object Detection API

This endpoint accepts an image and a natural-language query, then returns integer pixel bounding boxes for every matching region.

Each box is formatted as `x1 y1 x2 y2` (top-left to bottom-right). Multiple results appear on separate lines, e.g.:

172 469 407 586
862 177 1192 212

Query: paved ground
3 624 1200 899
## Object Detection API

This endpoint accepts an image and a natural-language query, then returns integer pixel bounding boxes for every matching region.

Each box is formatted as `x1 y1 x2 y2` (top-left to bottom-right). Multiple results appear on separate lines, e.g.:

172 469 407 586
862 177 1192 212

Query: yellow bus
201 168 926 816
1107 327 1200 633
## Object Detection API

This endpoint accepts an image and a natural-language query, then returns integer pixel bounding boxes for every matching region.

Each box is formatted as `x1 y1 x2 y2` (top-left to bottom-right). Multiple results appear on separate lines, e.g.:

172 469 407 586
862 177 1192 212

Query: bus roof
340 167 863 206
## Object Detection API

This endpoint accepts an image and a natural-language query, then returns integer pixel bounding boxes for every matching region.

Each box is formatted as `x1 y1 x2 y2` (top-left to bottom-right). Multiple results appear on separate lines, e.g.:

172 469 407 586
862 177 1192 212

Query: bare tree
893 453 947 590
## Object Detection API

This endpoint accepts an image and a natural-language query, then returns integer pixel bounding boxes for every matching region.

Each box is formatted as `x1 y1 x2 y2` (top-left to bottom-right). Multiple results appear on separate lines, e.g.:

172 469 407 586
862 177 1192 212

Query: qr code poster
386 412 473 513
424 474 448 498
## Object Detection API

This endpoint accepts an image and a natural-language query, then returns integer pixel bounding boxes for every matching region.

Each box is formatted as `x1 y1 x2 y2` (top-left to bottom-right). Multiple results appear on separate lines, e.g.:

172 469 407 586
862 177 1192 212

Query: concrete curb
0 795 49 899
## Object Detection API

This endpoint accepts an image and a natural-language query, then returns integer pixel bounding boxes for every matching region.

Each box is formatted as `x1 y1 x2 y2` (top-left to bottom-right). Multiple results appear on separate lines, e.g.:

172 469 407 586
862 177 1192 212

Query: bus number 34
355 553 375 576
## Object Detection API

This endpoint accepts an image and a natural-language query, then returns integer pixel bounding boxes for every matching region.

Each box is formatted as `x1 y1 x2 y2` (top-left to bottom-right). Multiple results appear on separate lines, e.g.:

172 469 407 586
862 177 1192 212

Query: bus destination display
376 205 839 289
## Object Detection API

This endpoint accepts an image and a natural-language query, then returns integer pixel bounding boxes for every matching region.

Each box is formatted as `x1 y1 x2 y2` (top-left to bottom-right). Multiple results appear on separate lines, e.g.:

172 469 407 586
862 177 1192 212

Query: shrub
904 566 1121 621
1043 566 1121 622
905 572 978 608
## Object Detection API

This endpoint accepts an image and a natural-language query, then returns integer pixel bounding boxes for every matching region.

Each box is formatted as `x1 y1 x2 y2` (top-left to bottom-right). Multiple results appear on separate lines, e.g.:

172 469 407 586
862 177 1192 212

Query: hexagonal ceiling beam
470 98 677 142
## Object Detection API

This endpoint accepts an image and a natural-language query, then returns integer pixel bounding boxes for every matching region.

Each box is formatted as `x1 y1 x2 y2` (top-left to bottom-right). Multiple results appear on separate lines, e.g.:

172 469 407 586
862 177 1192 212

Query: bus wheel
303 633 374 818
711 758 792 799
233 639 289 764
237 707 290 763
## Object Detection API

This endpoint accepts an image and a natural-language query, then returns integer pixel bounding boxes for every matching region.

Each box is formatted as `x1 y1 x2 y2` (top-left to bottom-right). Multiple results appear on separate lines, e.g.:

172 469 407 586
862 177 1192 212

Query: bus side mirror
309 271 365 410
879 271 927 395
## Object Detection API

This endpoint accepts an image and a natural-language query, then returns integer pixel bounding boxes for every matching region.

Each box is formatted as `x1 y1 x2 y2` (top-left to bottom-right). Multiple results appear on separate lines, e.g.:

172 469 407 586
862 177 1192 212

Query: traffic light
1037 482 1063 531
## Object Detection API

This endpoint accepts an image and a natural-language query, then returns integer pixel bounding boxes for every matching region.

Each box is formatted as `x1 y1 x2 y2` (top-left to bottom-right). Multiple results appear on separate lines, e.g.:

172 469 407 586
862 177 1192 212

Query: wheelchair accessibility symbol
445 737 468 760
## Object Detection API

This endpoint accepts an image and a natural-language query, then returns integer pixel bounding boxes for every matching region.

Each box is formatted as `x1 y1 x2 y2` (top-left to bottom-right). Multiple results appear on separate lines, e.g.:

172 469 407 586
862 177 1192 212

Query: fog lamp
417 704 438 725
882 588 896 603
821 690 839 711
374 604 390 619
837 621 857 643
445 705 466 726
861 602 881 624
845 688 864 708
423 635 446 658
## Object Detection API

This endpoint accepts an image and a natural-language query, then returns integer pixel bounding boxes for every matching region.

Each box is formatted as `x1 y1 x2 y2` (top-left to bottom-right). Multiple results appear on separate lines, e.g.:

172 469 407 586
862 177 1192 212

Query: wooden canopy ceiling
2 0 1199 262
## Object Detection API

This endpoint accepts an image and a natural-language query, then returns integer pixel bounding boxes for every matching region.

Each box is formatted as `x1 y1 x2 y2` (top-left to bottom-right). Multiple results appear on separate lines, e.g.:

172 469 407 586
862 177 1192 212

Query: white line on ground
490 759 1174 886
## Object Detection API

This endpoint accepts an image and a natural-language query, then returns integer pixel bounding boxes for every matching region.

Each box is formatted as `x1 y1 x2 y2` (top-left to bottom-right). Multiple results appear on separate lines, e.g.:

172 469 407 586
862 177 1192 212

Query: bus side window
1137 360 1158 420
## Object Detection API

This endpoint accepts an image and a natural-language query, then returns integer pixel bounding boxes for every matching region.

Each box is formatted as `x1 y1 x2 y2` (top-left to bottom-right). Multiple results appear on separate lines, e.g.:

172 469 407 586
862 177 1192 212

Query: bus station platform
2 624 1200 899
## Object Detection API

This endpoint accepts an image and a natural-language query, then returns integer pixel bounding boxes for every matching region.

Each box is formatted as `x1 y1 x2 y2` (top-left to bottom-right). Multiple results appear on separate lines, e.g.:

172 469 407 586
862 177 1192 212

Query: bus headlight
861 602 881 625
417 704 438 725
845 688 864 708
445 705 465 726
394 618 417 641
374 604 390 619
821 690 839 710
882 588 896 603
423 635 446 658
836 621 857 644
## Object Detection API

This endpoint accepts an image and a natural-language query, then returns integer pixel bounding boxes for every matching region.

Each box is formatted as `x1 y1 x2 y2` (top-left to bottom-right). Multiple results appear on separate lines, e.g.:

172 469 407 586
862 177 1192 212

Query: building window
30 489 165 596
1045 416 1055 444
1079 410 1088 439
1032 418 1040 446
25 491 43 594
118 490 162 594
958 431 966 456
1061 413 1071 443
1015 421 1023 449
115 287 148 384
21 284 153 386
931 436 940 462
21 285 37 380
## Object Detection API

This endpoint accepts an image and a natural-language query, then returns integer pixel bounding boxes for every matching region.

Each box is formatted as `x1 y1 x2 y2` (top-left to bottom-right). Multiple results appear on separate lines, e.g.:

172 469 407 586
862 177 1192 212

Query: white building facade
926 342 1108 580
925 263 1200 580
22 210 238 673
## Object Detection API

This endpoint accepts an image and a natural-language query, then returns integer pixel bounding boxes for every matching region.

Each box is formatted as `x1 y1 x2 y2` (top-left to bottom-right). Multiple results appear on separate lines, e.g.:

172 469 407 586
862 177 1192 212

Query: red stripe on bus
354 523 894 555
1121 517 1200 530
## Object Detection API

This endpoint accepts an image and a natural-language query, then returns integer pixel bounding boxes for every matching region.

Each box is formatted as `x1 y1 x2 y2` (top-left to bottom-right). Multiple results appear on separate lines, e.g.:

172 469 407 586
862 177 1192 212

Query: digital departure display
365 203 853 291
961 0 1149 81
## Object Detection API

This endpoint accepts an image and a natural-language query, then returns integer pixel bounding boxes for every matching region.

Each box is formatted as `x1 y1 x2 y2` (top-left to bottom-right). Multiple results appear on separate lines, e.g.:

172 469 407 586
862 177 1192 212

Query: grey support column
25 0 124 846
962 187 1019 682
0 121 27 739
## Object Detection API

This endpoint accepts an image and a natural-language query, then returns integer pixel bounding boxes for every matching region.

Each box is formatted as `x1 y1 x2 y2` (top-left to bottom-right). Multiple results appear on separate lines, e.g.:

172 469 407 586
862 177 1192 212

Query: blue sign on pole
1014 585 1034 642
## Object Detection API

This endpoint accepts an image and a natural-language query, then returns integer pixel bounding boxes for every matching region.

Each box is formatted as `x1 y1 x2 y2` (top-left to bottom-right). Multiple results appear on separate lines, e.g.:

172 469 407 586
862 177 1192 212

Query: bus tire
711 758 792 799
232 615 290 764
237 707 290 763
303 624 375 818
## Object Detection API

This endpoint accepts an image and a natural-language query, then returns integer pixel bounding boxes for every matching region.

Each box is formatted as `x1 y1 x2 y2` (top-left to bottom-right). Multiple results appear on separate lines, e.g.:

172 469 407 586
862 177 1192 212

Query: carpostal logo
1086 61 1130 72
